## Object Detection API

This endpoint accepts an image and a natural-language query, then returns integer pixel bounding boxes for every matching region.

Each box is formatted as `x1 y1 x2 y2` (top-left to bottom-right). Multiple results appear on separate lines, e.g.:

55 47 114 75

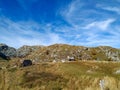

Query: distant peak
0 43 7 46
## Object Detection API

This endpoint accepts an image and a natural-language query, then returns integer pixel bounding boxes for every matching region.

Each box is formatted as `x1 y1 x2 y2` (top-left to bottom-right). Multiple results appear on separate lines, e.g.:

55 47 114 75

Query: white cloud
58 0 120 48
100 6 120 15
60 0 85 27
0 17 65 48
69 30 120 48
0 0 120 48
60 0 115 30
83 19 115 30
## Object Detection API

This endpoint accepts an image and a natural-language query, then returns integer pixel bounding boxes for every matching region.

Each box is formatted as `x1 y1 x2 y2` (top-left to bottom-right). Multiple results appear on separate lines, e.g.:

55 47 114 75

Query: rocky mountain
0 43 16 57
0 43 120 62
0 52 10 60
0 43 43 60
16 45 44 57
27 44 120 62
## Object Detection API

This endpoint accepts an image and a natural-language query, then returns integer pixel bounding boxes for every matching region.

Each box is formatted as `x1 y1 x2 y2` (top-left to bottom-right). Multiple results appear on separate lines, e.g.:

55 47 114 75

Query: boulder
21 60 32 67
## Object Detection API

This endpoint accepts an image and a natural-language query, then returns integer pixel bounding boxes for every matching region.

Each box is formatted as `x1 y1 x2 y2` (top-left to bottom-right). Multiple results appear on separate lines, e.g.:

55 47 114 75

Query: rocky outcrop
99 46 120 61
0 52 10 60
0 44 43 59
27 44 120 62
16 45 43 57
0 43 16 57
0 43 43 59
0 43 120 62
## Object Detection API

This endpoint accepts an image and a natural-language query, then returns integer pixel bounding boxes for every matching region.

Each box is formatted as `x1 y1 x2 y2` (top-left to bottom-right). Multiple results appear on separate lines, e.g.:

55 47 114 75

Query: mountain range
0 43 120 61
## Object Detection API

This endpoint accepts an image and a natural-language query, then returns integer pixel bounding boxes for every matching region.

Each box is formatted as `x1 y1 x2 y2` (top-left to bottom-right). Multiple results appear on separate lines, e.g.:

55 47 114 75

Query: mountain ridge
0 43 120 61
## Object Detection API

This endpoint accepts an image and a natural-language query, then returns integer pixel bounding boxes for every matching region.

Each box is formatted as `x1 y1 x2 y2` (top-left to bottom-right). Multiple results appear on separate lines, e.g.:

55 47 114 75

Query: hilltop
0 43 120 61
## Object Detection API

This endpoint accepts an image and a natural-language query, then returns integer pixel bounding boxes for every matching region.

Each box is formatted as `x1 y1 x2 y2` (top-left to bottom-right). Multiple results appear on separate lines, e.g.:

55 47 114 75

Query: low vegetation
0 60 120 90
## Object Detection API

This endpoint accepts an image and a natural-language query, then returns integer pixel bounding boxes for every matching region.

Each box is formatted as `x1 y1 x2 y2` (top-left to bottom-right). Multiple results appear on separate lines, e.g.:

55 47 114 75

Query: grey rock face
0 52 10 60
99 46 120 61
115 69 120 74
0 43 43 58
16 45 43 57
0 43 16 57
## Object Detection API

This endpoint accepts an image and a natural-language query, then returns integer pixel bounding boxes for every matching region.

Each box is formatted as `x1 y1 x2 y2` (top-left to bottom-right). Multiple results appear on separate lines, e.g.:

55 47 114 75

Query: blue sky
0 0 120 48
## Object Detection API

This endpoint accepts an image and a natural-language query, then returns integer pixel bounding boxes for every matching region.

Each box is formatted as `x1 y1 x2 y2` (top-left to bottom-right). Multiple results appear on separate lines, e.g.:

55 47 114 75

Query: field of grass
0 60 120 90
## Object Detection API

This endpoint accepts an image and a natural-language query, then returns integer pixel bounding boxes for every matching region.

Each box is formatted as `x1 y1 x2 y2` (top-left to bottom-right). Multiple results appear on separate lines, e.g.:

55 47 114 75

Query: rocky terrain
16 45 43 57
27 44 120 62
0 43 120 61
0 43 120 90
0 44 16 57
0 43 43 60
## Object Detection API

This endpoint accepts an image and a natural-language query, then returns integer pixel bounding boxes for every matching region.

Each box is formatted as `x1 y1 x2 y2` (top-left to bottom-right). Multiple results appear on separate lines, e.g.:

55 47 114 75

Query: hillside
0 61 120 90
1 43 120 90
0 43 120 61
26 44 120 62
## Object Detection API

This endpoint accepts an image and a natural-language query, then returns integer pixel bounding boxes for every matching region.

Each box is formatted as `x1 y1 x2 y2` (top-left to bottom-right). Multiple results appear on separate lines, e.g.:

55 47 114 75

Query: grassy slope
0 61 120 90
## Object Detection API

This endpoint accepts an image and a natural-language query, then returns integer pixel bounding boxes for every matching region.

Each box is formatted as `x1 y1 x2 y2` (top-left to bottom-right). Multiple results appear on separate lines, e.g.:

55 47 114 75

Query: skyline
0 0 120 48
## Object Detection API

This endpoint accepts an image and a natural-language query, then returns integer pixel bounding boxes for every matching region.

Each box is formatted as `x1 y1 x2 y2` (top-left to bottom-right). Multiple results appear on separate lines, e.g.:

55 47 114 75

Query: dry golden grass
0 60 120 90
